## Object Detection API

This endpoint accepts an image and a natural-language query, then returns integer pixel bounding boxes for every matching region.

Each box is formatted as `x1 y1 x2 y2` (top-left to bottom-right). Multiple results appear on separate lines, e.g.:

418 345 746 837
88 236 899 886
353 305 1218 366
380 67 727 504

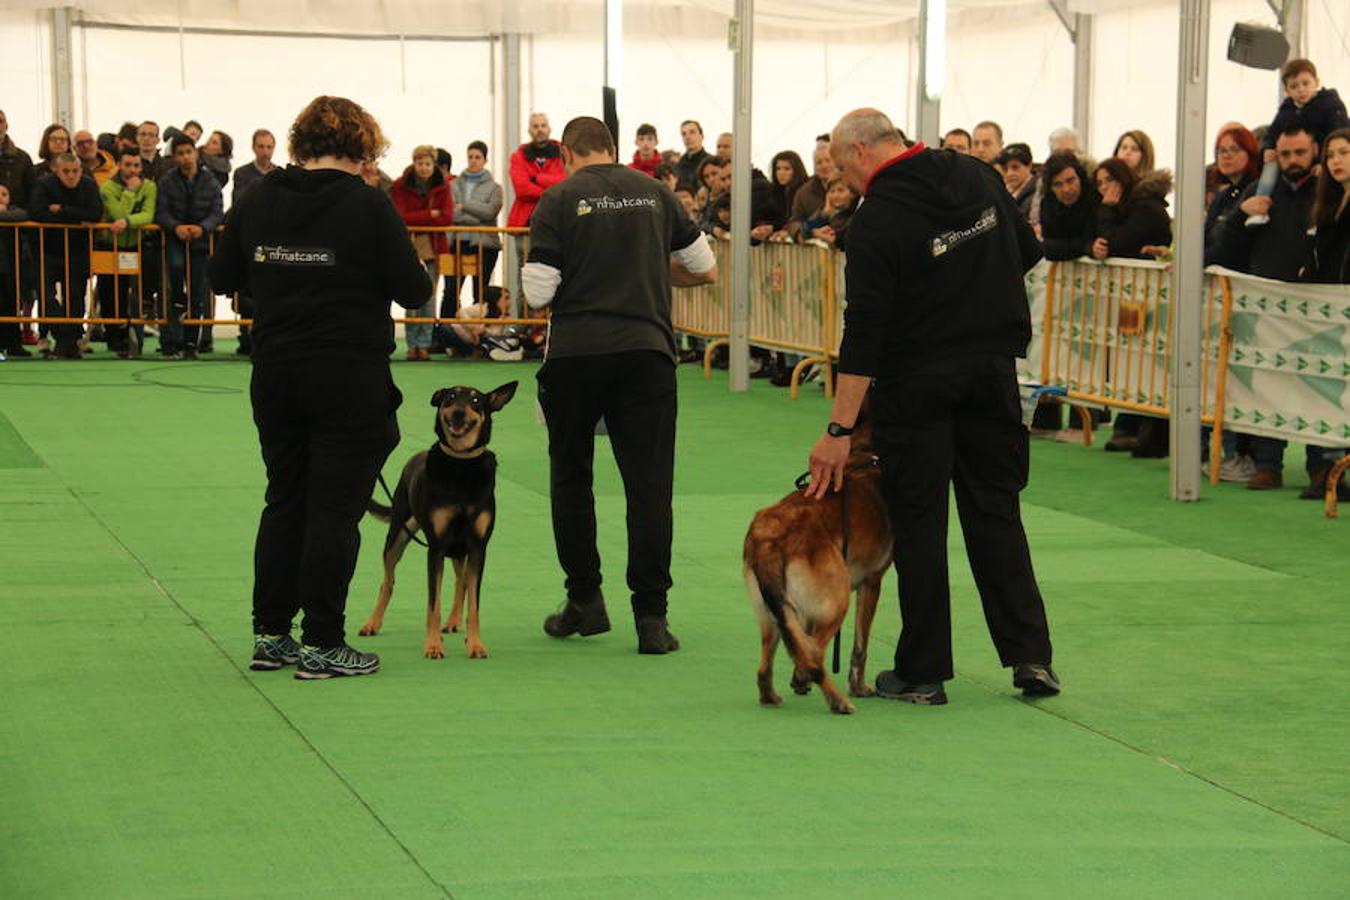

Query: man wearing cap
805 108 1059 706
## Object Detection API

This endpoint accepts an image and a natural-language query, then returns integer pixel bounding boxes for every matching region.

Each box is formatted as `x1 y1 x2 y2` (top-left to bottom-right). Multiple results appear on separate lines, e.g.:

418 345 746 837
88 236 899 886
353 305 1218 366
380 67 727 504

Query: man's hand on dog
806 433 850 499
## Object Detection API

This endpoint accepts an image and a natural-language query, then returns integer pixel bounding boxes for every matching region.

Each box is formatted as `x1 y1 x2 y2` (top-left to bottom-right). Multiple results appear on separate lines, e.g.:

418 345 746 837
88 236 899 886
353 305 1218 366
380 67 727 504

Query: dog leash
794 455 881 673
376 472 429 548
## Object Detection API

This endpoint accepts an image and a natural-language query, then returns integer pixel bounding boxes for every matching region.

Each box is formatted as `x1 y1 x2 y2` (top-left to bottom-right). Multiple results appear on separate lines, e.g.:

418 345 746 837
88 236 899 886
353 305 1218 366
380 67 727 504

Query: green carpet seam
958 667 1349 844
61 483 459 899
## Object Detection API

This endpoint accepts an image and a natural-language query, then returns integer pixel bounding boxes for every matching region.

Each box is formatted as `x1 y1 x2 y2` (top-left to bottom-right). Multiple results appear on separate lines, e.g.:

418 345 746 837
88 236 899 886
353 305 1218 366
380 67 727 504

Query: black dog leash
795 456 881 673
377 472 429 548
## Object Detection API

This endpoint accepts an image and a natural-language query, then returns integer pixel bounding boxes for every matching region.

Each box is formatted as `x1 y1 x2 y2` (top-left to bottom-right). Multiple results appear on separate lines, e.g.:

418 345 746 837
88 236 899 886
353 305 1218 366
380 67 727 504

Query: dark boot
635 614 680 654
543 593 611 638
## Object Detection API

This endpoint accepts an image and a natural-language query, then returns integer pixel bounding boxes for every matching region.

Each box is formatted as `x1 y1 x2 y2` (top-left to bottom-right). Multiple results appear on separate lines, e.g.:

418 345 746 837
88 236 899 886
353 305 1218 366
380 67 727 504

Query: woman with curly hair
208 95 431 680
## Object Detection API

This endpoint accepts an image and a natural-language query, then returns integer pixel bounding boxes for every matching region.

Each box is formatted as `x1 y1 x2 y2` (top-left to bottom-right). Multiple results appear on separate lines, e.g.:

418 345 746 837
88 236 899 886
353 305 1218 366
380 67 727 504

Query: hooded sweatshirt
837 145 1042 379
207 166 430 364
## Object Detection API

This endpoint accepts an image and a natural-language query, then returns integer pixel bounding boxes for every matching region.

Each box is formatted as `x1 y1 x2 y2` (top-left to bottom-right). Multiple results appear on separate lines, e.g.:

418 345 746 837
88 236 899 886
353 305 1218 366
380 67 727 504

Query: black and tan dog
743 408 892 714
358 382 517 659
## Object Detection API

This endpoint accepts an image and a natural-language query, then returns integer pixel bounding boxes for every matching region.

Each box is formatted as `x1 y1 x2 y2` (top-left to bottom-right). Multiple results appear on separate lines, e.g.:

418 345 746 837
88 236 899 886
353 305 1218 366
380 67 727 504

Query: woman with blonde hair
209 95 430 680
391 143 455 359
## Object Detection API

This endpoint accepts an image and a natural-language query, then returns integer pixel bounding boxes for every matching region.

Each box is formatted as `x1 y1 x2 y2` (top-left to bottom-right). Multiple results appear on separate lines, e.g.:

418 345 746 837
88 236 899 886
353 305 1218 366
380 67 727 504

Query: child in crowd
802 176 859 248
1247 58 1348 226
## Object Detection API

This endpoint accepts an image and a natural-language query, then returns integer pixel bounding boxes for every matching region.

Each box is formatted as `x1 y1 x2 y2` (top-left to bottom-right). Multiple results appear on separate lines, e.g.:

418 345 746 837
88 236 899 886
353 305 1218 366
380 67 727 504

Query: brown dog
743 413 891 714
358 382 516 660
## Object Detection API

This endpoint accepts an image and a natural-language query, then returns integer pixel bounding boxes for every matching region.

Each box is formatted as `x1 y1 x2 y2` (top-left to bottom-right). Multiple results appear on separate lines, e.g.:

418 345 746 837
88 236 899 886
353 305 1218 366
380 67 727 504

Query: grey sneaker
1218 455 1257 483
250 633 301 671
1012 664 1061 697
873 670 948 705
295 643 380 680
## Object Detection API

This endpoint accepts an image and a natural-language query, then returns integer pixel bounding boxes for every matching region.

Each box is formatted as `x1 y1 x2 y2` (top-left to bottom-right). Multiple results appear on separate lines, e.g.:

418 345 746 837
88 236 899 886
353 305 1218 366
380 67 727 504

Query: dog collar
437 442 487 460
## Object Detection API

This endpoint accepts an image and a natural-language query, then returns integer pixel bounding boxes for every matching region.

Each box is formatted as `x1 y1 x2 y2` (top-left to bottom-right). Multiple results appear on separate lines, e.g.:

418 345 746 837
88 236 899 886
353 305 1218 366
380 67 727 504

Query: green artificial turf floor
1 354 1346 899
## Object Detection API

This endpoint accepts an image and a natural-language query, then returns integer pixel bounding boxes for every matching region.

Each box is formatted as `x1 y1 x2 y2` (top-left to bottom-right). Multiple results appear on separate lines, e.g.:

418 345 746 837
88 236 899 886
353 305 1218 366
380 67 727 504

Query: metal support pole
1169 0 1209 501
50 7 75 128
728 0 753 392
502 33 523 315
603 0 622 143
913 0 943 145
1072 14 1093 144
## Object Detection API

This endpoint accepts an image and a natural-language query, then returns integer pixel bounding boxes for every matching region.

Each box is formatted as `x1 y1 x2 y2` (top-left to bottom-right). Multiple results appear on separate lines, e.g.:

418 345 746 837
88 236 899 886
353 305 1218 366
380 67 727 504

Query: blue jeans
161 239 211 352
1253 158 1278 200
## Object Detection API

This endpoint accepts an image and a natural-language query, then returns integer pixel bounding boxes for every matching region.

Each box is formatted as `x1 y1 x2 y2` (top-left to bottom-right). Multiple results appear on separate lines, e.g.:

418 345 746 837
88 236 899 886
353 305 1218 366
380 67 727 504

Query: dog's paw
424 641 445 659
849 681 876 698
829 697 857 715
759 691 783 707
465 640 488 659
790 672 812 695
357 622 380 637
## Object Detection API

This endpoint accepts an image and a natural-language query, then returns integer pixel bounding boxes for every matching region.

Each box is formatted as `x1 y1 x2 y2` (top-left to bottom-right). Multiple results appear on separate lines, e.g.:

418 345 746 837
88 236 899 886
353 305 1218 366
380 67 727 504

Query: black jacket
30 173 103 258
1093 192 1171 259
1212 174 1315 280
0 137 34 208
838 146 1042 378
1039 187 1099 261
156 165 224 235
1204 174 1252 266
208 166 431 364
1262 88 1349 150
1307 210 1350 284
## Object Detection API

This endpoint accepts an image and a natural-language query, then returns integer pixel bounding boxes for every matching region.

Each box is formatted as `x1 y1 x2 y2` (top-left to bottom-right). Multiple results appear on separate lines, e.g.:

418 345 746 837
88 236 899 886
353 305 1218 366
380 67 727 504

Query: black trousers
537 350 676 617
872 356 1052 683
250 360 402 646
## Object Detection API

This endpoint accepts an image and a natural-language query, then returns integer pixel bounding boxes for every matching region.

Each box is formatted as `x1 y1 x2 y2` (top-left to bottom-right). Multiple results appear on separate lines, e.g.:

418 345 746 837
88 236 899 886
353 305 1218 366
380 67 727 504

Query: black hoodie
838 146 1042 378
208 166 430 364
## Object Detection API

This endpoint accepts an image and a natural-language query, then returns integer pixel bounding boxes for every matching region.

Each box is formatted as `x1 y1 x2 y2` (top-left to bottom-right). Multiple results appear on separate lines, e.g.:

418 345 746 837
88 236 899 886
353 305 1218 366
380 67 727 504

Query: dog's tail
744 525 799 657
367 499 393 522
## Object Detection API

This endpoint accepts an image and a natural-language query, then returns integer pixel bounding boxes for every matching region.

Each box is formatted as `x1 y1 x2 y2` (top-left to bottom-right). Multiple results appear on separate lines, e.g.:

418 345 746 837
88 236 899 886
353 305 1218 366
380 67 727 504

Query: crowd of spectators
0 57 1347 491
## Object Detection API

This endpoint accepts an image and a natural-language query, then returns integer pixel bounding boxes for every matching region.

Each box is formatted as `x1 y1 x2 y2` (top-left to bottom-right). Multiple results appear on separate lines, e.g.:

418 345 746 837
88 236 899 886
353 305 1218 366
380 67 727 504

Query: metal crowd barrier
0 222 539 339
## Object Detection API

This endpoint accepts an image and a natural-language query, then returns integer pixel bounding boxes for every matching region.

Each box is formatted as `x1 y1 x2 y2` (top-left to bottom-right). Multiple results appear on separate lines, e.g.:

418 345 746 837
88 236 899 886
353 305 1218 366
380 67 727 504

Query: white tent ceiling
0 0 1046 40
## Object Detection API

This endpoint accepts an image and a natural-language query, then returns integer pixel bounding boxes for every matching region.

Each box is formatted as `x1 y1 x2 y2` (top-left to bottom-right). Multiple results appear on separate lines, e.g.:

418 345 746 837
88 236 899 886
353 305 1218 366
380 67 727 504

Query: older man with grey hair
805 107 1059 706
1047 126 1080 156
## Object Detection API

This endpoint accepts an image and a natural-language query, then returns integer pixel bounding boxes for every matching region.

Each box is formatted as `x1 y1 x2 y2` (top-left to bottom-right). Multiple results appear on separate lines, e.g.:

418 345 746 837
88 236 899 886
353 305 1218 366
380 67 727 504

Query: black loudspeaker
1227 22 1290 70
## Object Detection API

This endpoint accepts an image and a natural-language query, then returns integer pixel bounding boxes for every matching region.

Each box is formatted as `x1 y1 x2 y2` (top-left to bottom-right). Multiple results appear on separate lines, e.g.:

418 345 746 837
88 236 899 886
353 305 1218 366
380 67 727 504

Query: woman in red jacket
391 144 454 360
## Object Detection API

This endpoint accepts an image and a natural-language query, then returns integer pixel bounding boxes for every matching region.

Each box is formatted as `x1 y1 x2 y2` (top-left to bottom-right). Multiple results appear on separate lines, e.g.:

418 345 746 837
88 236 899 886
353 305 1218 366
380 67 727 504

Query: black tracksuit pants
250 359 401 647
872 355 1052 684
537 350 676 618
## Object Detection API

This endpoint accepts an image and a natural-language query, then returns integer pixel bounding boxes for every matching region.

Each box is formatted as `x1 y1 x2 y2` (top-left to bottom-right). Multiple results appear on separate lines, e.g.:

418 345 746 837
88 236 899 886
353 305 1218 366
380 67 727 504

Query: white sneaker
1218 455 1257 483
1244 214 1270 228
1054 428 1085 444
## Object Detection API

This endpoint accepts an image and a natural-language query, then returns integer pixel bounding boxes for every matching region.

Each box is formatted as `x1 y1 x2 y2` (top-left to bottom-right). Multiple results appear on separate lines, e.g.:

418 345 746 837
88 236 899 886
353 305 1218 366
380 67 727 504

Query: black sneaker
873 670 948 705
1012 664 1061 697
543 596 611 638
635 616 680 654
4 345 32 358
182 347 198 360
295 643 380 680
250 633 302 670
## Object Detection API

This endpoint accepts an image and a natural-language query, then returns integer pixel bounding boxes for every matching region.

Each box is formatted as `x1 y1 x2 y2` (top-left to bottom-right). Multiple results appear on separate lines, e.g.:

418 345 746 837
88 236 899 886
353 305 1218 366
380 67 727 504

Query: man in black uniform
523 116 718 654
806 108 1059 705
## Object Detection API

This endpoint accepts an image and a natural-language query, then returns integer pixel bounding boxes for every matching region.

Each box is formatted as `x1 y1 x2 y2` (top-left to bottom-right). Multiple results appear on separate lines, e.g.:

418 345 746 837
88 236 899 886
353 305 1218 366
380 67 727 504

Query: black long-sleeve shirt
838 146 1042 378
208 166 430 364
30 173 103 259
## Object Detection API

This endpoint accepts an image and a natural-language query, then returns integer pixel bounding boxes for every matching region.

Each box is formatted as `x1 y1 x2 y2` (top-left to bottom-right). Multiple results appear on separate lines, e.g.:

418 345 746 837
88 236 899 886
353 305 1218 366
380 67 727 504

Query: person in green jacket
98 147 157 356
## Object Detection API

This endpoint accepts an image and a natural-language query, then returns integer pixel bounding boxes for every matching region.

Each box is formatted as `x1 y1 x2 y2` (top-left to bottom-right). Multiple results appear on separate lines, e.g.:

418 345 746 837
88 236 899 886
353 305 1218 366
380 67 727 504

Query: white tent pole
50 6 74 128
1169 0 1209 501
728 0 752 393
503 33 523 315
913 0 942 145
1048 2 1093 152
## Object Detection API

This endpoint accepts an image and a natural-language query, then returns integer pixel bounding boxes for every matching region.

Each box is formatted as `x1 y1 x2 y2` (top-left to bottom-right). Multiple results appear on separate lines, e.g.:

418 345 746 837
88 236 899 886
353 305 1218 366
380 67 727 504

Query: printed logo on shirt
575 195 658 217
930 206 998 258
252 245 336 266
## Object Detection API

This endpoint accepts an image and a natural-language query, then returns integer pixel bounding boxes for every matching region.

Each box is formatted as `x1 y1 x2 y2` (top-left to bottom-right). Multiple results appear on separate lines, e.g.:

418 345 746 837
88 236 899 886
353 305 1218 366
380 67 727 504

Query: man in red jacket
629 123 662 177
508 113 566 228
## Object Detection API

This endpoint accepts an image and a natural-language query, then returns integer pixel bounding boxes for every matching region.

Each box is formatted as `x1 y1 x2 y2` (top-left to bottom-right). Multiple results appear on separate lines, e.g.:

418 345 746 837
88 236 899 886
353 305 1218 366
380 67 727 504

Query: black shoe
543 596 611 638
4 345 32 358
1299 465 1350 501
873 670 948 704
197 342 214 354
182 347 198 360
294 642 380 680
1012 664 1061 697
635 615 680 654
1104 436 1139 452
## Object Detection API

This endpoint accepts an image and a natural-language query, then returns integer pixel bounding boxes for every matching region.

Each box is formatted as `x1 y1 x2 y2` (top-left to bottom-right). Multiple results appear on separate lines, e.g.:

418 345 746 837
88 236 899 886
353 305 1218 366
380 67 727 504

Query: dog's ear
431 388 449 408
486 381 518 412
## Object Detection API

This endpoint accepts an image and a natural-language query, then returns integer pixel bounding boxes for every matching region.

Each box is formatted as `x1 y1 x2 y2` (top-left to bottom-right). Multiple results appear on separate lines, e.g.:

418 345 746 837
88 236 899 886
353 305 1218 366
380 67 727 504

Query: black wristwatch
826 421 854 438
